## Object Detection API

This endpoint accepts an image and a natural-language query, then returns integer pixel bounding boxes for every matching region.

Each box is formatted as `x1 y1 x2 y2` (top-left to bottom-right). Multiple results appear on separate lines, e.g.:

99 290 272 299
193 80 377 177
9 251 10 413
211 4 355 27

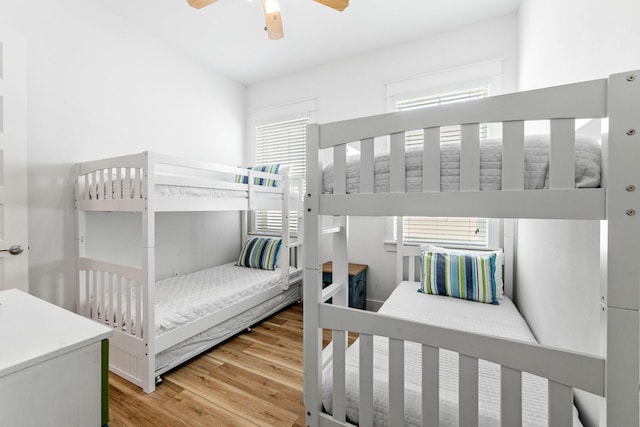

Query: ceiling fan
186 0 349 40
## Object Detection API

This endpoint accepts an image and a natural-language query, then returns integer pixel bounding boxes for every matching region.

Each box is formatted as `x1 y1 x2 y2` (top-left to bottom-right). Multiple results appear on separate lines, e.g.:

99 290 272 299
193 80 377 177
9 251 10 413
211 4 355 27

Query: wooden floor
108 303 347 427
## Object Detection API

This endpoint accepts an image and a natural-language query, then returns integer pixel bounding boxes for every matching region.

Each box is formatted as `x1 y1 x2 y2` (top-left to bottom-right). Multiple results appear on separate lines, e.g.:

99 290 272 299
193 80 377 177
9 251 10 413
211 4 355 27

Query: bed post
141 152 156 393
304 123 323 427
75 163 86 316
601 70 640 426
281 174 290 288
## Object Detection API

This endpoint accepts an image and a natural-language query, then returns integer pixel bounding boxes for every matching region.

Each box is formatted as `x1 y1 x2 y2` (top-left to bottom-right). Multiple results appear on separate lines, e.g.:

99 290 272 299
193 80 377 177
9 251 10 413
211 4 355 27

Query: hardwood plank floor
108 303 306 427
108 303 358 427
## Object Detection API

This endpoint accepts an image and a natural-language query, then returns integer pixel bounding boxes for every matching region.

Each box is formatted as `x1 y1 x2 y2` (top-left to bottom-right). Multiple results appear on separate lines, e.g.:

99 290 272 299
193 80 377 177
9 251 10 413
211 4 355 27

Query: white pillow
421 244 505 296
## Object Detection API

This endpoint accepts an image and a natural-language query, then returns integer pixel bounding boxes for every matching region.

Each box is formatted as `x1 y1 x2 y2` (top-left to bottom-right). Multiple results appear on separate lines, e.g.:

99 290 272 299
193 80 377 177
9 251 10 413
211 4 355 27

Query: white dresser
0 289 112 427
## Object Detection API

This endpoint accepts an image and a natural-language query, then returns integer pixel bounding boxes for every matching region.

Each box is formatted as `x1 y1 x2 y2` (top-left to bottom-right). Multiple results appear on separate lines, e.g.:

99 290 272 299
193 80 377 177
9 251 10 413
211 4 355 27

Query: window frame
248 99 316 236
382 61 504 251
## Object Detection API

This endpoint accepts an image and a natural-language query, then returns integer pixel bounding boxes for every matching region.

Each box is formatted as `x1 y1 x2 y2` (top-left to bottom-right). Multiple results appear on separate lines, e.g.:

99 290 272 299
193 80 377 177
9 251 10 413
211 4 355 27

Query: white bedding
154 262 301 336
91 183 282 200
321 282 583 426
322 135 601 193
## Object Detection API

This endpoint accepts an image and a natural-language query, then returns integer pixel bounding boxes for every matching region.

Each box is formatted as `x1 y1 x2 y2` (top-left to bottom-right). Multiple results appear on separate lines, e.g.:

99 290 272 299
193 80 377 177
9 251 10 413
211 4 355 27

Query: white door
0 28 29 291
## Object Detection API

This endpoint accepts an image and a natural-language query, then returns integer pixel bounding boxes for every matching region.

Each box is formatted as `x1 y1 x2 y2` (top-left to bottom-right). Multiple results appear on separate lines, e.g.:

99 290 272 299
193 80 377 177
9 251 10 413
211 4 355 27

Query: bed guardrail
320 304 605 427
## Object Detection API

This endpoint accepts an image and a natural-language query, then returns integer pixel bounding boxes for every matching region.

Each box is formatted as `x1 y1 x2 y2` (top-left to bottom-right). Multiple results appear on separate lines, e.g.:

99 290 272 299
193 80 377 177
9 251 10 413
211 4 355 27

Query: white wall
0 0 245 309
247 14 519 307
517 1 640 425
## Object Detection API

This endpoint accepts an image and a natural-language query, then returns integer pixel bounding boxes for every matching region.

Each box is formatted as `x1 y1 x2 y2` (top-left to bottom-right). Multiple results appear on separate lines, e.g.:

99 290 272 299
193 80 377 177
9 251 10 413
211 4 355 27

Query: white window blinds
395 86 489 247
254 117 308 234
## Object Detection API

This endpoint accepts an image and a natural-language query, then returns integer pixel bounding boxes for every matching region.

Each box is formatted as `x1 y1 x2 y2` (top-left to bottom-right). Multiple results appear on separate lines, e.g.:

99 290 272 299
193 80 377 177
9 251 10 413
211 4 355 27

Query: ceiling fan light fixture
263 0 284 40
186 0 218 9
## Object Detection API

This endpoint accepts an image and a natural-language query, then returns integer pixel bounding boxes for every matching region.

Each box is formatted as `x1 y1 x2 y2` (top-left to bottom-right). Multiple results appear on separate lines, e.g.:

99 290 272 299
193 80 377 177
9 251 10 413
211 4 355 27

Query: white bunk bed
304 71 640 426
75 151 303 393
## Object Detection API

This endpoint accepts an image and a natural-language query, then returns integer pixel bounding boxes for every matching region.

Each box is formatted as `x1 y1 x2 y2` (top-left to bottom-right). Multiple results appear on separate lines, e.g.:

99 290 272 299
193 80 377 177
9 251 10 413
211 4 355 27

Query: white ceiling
91 0 521 85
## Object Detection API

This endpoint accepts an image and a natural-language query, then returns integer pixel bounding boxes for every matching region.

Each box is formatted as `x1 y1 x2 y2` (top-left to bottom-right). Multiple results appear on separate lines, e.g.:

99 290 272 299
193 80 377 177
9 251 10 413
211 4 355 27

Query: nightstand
322 261 367 310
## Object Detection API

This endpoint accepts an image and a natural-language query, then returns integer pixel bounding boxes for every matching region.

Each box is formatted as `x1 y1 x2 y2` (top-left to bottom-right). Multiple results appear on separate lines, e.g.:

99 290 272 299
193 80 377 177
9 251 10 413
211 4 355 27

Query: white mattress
322 282 583 426
322 134 601 193
91 183 282 200
154 262 300 336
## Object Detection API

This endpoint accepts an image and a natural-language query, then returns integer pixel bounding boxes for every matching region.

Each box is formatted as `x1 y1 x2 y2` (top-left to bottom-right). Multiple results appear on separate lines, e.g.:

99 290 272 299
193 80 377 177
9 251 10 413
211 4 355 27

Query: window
254 116 308 234
394 86 490 248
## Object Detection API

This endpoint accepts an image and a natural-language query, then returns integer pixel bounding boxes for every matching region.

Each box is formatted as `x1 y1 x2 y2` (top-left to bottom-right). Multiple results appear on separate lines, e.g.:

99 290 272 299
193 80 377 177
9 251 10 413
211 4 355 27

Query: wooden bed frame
75 151 303 392
304 71 640 426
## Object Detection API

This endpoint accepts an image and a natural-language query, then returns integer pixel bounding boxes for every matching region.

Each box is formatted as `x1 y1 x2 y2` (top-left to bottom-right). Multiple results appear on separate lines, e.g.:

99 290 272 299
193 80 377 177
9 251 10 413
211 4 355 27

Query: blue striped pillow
235 164 280 187
419 251 498 304
237 237 282 270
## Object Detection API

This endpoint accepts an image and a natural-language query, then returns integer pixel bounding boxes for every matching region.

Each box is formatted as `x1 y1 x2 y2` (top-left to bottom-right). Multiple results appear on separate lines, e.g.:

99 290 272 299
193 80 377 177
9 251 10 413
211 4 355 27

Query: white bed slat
332 329 347 422
549 118 576 190
84 270 90 317
83 174 89 201
548 380 573 427
106 169 112 200
91 270 98 321
360 138 374 194
115 168 122 200
460 124 480 191
459 354 479 427
333 145 347 195
135 168 141 199
359 333 374 427
390 132 405 193
125 279 132 334
91 172 98 200
107 273 114 328
408 256 415 282
422 345 439 427
500 366 522 427
389 337 405 426
116 276 122 330
135 282 142 338
423 127 440 192
502 121 525 190
100 271 106 325
124 168 131 200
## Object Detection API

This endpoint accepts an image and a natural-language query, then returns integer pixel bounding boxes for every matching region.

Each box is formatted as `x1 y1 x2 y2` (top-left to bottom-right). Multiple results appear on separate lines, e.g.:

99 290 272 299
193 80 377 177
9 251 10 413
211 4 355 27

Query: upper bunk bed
75 151 304 393
75 151 300 213
303 70 640 426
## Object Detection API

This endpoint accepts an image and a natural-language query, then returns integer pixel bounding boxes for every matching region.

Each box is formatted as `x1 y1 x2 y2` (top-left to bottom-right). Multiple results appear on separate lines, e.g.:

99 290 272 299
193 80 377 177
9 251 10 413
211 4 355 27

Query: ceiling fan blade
186 0 218 9
263 0 284 40
313 0 349 11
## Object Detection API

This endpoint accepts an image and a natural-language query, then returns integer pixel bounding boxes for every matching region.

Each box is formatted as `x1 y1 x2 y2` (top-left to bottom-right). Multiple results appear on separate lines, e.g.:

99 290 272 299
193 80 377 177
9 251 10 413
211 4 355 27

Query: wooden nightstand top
322 261 368 276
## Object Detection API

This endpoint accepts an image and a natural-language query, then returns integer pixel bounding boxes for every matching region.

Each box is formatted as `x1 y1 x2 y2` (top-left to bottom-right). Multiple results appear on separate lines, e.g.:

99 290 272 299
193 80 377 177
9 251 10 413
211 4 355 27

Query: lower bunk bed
321 282 582 426
79 244 302 392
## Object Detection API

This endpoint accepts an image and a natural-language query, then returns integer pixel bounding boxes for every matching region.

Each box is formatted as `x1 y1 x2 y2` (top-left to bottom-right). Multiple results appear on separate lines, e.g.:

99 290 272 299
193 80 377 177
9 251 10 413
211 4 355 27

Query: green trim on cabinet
102 339 109 427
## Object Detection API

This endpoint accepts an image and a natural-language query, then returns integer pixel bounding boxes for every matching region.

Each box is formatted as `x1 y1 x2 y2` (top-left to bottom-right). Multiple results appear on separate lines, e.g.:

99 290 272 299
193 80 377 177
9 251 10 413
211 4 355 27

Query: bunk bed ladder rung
321 282 344 303
389 338 405 426
359 333 374 427
421 345 439 427
332 329 347 422
501 366 522 427
459 354 479 427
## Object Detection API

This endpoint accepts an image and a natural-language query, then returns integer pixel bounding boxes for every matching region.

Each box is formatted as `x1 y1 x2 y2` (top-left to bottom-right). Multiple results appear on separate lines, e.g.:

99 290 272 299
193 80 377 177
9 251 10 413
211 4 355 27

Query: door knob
0 245 24 255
